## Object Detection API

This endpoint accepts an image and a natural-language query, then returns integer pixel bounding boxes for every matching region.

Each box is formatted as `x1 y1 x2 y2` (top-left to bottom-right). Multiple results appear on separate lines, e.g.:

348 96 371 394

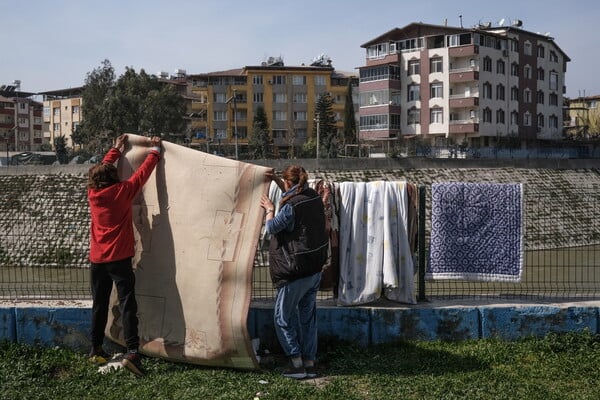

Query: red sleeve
119 150 161 201
102 147 121 164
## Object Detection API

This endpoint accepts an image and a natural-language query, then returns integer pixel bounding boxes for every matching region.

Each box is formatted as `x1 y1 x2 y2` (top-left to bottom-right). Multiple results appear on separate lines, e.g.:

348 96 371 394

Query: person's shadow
108 147 185 360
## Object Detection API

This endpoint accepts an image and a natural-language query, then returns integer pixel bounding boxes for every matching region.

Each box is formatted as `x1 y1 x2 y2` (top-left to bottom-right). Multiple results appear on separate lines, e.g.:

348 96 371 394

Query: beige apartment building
187 56 358 158
358 21 570 148
39 87 84 150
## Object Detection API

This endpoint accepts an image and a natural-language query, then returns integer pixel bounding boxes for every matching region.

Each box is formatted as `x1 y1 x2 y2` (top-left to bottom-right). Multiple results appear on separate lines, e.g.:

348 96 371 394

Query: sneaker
88 346 110 365
122 351 144 377
305 365 318 378
282 363 307 380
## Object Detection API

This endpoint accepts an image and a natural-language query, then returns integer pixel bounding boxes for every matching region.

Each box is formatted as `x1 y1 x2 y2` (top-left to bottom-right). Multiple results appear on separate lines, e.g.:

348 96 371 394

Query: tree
343 80 357 146
81 59 115 150
54 136 69 164
81 60 186 151
313 93 337 158
248 106 271 159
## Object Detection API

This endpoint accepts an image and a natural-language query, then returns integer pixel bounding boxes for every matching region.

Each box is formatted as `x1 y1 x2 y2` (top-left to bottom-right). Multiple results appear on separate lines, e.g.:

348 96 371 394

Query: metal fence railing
1 172 600 302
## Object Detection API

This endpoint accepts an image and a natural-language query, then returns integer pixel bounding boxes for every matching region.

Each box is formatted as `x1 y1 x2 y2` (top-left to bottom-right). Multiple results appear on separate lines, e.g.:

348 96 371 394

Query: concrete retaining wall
1 301 598 354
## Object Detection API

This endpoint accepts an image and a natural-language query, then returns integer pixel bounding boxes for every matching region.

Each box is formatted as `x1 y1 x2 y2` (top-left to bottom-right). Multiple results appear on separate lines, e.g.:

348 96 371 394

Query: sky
2 0 598 98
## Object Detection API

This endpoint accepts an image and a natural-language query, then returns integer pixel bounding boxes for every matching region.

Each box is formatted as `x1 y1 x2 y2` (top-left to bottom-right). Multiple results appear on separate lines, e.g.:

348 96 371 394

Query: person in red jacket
87 134 161 377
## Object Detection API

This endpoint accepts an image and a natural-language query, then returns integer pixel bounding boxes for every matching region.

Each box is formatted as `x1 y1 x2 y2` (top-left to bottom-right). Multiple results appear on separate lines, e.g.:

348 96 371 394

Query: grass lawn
1 331 600 400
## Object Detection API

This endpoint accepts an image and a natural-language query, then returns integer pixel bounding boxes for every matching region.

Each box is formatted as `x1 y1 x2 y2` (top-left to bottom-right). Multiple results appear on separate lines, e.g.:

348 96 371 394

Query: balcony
448 44 479 58
449 69 479 83
449 120 479 134
449 95 479 108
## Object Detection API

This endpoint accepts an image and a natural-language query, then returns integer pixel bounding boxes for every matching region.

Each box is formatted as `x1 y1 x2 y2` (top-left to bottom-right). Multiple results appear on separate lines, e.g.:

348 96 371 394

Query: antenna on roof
498 18 505 26
459 15 463 28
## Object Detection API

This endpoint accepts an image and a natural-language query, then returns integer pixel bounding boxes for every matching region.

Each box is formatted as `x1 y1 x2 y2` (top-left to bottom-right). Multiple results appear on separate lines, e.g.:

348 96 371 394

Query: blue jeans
274 272 321 361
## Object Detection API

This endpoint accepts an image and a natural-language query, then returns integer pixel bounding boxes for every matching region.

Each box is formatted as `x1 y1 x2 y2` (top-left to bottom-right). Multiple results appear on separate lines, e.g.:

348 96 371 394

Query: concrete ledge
2 302 599 353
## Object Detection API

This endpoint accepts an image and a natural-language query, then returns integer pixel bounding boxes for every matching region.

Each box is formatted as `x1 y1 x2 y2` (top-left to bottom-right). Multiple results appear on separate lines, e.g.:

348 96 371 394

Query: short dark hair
88 163 120 189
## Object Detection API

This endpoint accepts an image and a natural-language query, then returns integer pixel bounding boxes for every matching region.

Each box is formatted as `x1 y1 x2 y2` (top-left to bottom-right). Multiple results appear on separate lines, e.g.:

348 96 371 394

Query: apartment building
0 86 44 152
40 87 84 150
187 56 358 158
358 21 569 148
565 95 600 139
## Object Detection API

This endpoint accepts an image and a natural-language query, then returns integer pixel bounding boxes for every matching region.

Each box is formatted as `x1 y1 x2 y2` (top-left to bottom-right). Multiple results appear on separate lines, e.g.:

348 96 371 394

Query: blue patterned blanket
427 182 524 282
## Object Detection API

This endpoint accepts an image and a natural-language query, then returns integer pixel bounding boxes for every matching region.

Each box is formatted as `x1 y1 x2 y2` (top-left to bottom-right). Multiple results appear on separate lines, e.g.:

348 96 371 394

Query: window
407 108 420 124
483 107 492 123
214 128 227 139
537 67 545 81
362 90 388 106
53 107 60 116
293 93 307 103
549 93 558 106
430 82 443 98
511 86 519 101
359 114 388 130
524 89 531 103
537 90 544 104
483 82 492 99
496 59 505 74
511 111 519 125
524 65 532 79
272 75 286 85
511 63 519 77
273 93 287 103
292 75 307 85
272 129 286 139
253 92 264 103
360 65 401 82
273 111 287 121
430 108 443 123
367 43 389 59
510 39 519 52
537 113 545 128
408 60 420 75
408 84 420 102
389 114 402 129
252 75 263 85
53 123 60 131
314 76 326 86
524 111 531 126
295 128 307 139
430 57 443 73
214 111 227 121
390 92 402 105
496 84 505 100
549 50 558 62
549 72 559 90
549 115 558 128
524 41 532 56
496 109 505 124
293 111 307 121
214 93 227 103
537 45 545 58
483 56 492 72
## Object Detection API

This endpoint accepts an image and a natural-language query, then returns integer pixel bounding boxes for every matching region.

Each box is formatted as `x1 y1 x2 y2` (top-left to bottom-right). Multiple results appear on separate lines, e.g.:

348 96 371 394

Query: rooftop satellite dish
498 18 505 26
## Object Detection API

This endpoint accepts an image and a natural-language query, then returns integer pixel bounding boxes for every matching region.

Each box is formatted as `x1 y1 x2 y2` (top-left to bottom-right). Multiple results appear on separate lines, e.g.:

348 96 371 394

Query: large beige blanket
105 134 270 370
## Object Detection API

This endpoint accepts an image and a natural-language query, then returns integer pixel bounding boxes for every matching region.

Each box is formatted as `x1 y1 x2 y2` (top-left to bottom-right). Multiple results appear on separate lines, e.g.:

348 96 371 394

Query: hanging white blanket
337 181 416 305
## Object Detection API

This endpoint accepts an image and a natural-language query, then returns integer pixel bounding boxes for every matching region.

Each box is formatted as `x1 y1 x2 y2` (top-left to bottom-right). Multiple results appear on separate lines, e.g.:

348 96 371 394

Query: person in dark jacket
87 134 161 377
260 165 328 379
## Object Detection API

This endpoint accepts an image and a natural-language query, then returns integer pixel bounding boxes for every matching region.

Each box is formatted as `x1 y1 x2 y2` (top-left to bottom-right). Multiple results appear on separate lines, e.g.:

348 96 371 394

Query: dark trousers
90 257 139 352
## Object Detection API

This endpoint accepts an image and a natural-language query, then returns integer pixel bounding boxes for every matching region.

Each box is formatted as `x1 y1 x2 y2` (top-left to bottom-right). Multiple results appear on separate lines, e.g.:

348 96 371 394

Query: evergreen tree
343 80 357 146
54 136 69 164
248 106 271 159
313 93 337 158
